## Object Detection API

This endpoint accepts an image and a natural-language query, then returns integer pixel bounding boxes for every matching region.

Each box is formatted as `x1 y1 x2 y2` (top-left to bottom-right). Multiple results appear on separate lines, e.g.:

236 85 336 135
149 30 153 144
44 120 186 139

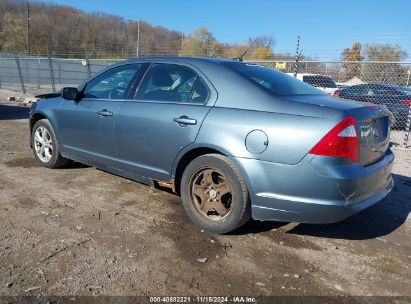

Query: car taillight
333 89 340 97
402 100 411 106
309 116 359 163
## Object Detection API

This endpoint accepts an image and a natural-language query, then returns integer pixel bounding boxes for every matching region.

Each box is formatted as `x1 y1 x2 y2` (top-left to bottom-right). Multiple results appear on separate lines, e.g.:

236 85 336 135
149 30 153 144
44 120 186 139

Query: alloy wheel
34 126 53 163
190 168 234 221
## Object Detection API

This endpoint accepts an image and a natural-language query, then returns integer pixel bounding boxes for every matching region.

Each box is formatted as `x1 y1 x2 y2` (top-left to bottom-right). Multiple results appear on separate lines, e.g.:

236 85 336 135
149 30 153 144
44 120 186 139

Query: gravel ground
0 103 410 299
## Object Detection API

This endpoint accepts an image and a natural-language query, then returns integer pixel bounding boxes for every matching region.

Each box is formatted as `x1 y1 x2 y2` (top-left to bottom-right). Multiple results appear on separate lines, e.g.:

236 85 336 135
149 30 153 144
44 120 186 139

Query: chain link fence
0 55 410 148
0 55 118 96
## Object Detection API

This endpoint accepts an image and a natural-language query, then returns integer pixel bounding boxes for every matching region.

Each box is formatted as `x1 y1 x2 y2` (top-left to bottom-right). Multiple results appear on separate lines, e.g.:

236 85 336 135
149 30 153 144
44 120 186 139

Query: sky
52 0 411 60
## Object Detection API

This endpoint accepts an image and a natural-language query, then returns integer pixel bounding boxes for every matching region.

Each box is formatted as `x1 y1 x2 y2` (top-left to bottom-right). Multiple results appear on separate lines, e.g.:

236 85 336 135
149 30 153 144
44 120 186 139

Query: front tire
180 154 251 234
32 119 70 168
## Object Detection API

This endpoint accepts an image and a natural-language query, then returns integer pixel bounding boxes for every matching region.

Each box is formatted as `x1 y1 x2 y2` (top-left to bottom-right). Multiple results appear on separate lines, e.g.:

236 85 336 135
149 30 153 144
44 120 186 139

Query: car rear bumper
233 149 394 223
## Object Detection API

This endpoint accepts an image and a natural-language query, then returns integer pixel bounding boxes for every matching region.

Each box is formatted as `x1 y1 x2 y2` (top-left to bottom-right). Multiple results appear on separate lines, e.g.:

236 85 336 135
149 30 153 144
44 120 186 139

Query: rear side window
136 63 209 103
302 75 337 88
189 78 210 103
224 62 325 96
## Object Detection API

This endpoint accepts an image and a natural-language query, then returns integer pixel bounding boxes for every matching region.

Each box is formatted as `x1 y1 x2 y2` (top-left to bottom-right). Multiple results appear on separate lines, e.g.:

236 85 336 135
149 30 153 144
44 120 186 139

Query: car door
57 64 142 167
115 62 215 181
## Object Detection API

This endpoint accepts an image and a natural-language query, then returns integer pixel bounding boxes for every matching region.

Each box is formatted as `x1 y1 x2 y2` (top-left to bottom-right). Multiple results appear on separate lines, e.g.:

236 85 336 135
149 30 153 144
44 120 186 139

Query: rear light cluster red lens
403 100 411 107
309 116 359 163
333 90 340 97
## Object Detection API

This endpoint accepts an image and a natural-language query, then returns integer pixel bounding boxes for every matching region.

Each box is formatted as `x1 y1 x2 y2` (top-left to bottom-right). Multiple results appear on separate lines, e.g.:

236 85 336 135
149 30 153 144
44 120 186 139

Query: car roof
120 56 241 65
347 83 400 88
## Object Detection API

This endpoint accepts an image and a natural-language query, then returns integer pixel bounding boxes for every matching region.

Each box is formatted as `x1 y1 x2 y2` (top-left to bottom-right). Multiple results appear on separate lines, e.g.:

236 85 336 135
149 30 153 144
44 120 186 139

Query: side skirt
61 152 155 188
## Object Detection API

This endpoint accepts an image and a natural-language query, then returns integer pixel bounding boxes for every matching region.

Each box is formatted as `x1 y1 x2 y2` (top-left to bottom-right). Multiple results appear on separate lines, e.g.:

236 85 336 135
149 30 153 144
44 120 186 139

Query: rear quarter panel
195 106 340 165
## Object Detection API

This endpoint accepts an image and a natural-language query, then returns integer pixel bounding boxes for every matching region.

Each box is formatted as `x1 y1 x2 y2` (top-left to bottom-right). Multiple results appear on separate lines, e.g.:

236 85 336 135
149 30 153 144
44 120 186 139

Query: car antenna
233 45 252 62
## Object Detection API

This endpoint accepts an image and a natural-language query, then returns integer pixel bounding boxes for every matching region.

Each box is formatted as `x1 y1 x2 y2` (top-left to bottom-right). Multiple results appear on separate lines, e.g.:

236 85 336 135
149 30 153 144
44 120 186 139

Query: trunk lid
285 94 392 166
274 94 391 166
349 105 391 166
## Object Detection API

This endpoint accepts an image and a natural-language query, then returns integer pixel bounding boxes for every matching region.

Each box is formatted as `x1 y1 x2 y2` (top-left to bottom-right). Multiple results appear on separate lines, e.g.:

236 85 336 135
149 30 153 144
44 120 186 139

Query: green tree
250 47 273 60
0 12 26 53
364 43 407 62
362 44 408 84
247 35 275 60
248 35 275 48
180 27 223 57
222 43 249 59
340 42 363 81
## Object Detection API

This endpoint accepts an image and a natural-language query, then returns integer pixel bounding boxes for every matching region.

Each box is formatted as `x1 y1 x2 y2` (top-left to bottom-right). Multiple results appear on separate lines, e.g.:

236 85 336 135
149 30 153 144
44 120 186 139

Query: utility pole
136 19 140 58
293 35 301 77
27 0 31 56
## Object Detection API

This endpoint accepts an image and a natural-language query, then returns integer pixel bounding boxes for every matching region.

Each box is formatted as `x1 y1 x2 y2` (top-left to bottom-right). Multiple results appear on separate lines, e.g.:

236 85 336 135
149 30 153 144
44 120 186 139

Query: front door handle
98 109 113 117
173 116 197 126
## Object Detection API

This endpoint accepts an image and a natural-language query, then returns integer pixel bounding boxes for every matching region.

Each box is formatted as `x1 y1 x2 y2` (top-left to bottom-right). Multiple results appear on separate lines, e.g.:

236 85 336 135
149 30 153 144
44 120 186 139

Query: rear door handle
98 109 113 117
173 115 197 126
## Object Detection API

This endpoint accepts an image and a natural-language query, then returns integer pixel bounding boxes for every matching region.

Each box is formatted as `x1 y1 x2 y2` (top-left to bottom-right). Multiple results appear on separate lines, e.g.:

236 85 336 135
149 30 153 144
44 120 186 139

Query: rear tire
32 119 70 168
180 154 251 234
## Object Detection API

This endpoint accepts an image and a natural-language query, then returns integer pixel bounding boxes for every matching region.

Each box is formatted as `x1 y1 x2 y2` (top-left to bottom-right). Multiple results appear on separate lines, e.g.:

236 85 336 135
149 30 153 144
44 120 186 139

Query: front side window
224 62 325 96
83 64 141 100
136 64 206 103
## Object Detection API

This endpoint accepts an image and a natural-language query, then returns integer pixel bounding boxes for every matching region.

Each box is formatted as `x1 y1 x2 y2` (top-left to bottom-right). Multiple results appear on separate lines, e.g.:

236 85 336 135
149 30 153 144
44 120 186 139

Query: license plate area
372 116 389 145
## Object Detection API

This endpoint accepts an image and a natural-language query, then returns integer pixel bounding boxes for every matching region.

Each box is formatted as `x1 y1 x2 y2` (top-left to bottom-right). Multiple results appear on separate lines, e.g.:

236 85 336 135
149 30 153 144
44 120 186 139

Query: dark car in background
337 84 411 129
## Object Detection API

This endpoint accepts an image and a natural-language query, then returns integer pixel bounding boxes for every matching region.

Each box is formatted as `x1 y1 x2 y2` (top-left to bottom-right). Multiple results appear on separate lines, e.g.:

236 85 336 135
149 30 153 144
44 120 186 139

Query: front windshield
223 62 326 96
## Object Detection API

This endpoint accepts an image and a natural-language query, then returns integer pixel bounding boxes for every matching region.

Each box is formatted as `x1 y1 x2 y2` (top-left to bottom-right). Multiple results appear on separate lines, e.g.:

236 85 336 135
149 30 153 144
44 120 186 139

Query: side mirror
61 87 79 100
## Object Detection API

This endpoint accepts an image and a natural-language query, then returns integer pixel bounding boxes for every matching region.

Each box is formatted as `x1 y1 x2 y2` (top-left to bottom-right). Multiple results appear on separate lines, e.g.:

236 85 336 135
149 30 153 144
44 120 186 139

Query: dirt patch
3 157 38 168
14 197 40 209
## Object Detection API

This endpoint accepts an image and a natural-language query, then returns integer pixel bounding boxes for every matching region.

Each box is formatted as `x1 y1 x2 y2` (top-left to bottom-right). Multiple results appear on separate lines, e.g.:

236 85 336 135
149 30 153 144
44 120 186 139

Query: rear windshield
302 75 337 88
223 62 325 96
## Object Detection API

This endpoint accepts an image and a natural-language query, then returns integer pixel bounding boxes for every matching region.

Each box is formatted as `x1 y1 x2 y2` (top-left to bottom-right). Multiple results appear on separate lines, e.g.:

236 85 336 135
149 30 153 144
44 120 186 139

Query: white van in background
286 73 339 96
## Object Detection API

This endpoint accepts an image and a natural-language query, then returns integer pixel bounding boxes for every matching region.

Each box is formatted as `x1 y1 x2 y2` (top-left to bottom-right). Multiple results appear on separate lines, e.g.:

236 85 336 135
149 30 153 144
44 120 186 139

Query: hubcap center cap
209 189 217 199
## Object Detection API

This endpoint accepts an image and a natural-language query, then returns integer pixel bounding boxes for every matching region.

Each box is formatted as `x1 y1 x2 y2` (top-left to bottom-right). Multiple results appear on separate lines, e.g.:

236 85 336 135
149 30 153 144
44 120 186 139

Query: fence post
15 55 26 94
47 50 56 92
293 36 302 77
84 50 92 79
58 61 62 84
25 58 29 84
404 107 411 148
36 56 41 89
